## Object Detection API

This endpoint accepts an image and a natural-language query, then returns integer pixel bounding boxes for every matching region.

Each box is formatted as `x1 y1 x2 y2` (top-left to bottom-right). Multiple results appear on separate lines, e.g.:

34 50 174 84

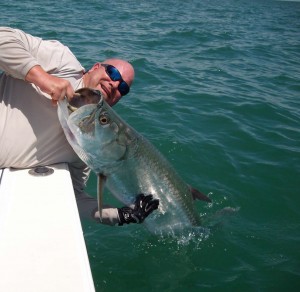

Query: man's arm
94 194 159 226
0 27 39 79
0 27 75 102
25 65 74 105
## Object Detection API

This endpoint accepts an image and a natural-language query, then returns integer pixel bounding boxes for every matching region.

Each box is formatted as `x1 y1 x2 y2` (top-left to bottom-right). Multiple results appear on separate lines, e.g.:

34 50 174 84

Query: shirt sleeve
0 26 84 80
0 27 41 79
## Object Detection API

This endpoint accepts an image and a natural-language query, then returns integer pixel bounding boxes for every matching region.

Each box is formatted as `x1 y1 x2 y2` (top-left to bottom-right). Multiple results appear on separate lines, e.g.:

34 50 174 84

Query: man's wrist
25 65 49 91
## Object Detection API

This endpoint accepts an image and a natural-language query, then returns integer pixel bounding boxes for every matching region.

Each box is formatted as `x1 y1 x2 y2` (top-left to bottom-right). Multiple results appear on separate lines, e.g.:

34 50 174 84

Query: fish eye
99 114 110 125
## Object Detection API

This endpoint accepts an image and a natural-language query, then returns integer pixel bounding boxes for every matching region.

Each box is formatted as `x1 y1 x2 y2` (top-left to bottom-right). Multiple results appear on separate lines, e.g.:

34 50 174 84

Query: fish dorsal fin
190 186 212 203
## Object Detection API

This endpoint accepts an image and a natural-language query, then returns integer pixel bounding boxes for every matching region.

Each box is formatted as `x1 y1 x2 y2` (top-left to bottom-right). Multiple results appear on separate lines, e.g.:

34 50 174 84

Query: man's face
84 61 134 106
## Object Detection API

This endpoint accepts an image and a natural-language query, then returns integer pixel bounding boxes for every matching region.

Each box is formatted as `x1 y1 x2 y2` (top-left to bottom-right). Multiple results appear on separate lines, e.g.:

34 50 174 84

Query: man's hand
118 194 159 225
25 65 75 105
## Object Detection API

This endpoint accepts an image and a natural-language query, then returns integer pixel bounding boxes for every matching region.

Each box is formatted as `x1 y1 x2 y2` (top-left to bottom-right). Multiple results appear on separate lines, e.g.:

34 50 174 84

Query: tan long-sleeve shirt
0 27 119 225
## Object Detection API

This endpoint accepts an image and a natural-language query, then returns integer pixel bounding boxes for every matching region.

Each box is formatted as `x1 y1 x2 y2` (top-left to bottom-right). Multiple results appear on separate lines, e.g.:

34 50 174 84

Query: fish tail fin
189 186 212 203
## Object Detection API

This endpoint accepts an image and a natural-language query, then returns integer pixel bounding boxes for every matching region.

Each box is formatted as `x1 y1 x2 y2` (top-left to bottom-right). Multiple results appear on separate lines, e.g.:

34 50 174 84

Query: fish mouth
67 103 78 113
68 88 103 112
64 88 105 137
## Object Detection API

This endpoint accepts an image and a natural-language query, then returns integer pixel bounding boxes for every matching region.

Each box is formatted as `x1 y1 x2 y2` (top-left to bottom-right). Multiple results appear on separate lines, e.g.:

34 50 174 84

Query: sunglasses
101 64 130 96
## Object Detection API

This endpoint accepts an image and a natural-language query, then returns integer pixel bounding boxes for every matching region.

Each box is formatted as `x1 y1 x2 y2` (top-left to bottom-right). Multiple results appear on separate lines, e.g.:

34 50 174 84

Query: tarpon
58 88 211 233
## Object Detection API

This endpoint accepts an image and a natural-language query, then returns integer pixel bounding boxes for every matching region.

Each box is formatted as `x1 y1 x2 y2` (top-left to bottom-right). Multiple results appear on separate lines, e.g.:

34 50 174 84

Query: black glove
118 194 159 225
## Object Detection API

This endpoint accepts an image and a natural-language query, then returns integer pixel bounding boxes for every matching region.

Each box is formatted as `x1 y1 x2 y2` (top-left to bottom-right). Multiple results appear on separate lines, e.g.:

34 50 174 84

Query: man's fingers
66 86 75 101
145 199 159 214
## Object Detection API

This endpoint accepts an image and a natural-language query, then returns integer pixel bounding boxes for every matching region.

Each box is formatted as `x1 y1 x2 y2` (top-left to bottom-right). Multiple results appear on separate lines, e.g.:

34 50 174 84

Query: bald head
102 58 135 86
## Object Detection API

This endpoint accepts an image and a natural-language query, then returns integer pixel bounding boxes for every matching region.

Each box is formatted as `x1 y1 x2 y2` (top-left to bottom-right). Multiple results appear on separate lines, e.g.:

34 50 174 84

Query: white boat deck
0 163 95 292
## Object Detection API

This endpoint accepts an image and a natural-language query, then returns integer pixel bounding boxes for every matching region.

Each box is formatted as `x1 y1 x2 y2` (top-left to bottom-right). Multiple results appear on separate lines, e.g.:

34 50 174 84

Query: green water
1 0 299 290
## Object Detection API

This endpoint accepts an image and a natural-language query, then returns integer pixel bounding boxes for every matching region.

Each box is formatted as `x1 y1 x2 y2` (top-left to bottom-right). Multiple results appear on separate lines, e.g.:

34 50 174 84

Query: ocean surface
1 0 299 291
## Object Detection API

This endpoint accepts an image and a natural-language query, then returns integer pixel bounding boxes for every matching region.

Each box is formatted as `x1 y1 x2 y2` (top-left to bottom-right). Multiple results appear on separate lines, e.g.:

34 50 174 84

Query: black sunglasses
101 64 130 96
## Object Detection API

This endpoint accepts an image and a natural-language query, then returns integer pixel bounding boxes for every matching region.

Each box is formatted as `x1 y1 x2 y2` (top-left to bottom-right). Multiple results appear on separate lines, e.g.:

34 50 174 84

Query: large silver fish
58 88 211 233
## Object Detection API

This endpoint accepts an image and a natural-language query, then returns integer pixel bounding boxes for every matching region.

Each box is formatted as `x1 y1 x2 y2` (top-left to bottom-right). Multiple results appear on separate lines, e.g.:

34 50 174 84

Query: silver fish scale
105 132 202 230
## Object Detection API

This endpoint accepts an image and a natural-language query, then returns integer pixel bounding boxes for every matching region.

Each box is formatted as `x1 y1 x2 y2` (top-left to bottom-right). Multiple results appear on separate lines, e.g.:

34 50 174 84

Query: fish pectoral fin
97 173 107 222
189 186 212 203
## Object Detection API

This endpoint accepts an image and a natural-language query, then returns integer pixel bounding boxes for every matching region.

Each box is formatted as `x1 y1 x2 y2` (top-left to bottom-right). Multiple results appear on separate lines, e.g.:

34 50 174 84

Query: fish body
58 89 209 233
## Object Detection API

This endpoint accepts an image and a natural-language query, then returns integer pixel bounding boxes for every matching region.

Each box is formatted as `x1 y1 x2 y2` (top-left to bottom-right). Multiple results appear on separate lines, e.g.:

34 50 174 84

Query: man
0 27 159 226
